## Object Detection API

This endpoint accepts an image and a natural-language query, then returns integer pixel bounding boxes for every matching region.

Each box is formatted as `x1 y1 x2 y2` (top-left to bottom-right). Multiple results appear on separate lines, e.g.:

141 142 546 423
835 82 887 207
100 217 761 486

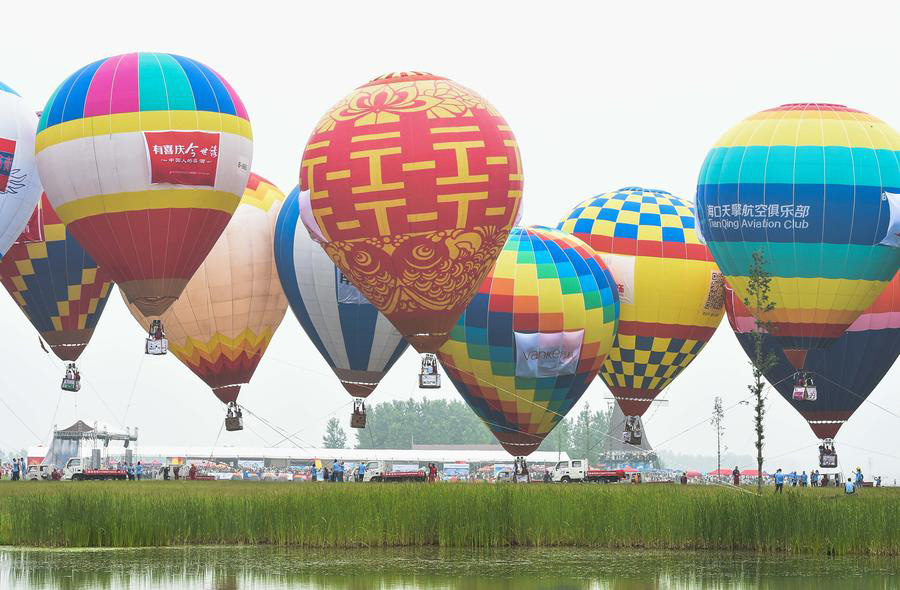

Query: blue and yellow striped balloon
696 103 900 368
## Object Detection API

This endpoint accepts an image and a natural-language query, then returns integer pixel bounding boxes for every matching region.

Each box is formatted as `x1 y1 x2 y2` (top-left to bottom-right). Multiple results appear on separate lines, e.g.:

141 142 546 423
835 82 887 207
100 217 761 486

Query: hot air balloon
125 174 286 430
275 186 409 427
725 274 899 468
0 194 114 391
0 82 42 258
35 53 253 353
437 226 619 457
297 72 523 378
696 104 900 392
559 187 725 445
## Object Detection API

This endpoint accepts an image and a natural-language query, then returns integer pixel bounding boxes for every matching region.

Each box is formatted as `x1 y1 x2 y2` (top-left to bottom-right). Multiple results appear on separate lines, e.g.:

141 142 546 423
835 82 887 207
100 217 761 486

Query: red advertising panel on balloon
144 131 221 187
0 137 16 192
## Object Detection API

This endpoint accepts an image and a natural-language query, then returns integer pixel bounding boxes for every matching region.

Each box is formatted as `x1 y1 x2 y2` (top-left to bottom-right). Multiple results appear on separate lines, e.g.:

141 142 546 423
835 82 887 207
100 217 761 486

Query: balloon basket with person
61 363 81 392
225 402 244 432
419 354 441 389
145 319 169 356
350 399 367 429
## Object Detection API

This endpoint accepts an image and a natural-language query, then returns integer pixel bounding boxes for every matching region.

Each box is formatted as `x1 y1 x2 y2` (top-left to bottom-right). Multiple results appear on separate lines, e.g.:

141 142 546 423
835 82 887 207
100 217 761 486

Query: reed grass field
0 481 896 555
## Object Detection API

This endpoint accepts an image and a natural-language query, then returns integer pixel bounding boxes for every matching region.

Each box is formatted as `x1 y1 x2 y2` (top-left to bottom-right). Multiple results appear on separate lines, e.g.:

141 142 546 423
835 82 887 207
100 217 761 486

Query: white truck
550 459 625 483
62 457 128 481
362 461 426 483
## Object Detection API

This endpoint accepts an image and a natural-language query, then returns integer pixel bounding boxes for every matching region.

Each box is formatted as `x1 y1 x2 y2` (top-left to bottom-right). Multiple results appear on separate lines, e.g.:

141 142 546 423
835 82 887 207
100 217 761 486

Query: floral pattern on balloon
316 76 495 132
323 226 505 317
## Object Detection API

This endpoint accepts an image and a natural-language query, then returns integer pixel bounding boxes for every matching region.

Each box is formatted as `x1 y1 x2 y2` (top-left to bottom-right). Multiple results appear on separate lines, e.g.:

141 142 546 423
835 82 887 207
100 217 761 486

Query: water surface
1 546 897 589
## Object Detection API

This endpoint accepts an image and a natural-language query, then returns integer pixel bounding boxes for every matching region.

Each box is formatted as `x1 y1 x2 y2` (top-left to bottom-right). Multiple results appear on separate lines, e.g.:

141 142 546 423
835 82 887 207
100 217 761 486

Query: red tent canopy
685 470 702 477
708 468 732 476
740 469 764 476
623 466 638 472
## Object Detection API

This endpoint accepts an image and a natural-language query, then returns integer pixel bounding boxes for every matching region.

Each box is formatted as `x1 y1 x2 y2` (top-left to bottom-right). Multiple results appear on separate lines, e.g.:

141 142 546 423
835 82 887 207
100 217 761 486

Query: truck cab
63 457 84 480
363 461 386 482
551 459 586 483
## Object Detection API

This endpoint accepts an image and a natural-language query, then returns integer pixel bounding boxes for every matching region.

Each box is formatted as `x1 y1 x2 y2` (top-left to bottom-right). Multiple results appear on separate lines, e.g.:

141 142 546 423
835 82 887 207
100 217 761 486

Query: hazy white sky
2 1 898 478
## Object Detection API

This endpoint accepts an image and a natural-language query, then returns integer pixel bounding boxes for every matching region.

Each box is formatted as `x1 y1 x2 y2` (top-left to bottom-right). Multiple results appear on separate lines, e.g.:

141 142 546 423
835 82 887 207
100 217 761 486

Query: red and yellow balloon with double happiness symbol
297 72 523 353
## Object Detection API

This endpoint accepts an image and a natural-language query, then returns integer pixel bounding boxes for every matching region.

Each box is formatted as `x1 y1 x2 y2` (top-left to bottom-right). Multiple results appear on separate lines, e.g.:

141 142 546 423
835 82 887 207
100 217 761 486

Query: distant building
29 423 565 470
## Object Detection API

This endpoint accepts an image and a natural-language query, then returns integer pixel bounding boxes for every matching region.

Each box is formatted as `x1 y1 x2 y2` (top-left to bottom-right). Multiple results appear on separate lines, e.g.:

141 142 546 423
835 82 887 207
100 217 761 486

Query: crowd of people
3 458 28 480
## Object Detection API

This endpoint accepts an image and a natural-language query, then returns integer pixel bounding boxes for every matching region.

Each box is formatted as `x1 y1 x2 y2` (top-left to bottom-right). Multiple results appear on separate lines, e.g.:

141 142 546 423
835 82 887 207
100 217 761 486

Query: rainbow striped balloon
696 104 900 368
35 53 252 317
437 227 619 456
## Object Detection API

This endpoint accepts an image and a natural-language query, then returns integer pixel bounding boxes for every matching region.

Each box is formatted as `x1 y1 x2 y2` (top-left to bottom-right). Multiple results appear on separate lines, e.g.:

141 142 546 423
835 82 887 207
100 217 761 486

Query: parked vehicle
362 461 426 482
24 464 56 481
550 459 625 483
63 457 127 481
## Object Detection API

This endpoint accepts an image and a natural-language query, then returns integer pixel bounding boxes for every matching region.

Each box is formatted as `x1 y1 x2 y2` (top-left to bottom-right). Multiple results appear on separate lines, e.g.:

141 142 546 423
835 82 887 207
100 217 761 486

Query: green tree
744 249 779 494
568 402 612 465
710 396 726 477
322 417 348 449
355 398 495 449
538 416 573 458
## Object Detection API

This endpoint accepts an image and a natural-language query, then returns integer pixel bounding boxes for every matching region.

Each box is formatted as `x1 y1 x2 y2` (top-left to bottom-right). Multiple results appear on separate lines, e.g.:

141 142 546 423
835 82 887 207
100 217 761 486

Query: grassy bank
0 482 896 555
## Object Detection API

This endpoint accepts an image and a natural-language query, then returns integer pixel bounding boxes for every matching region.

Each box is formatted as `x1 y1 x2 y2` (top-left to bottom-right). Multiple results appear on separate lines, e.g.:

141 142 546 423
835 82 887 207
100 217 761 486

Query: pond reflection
1 546 897 589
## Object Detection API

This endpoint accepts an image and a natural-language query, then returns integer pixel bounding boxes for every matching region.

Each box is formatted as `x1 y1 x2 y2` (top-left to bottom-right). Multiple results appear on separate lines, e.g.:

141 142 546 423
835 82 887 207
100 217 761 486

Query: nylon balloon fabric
125 174 287 404
559 187 725 417
36 53 252 317
0 82 42 258
298 72 523 353
274 186 408 398
437 227 619 456
0 194 113 361
725 275 899 439
697 104 900 367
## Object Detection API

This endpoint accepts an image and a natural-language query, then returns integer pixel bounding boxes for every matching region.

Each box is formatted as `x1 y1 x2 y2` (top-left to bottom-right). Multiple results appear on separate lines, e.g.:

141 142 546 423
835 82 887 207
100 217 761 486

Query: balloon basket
351 399 367 429
225 416 243 432
60 378 80 392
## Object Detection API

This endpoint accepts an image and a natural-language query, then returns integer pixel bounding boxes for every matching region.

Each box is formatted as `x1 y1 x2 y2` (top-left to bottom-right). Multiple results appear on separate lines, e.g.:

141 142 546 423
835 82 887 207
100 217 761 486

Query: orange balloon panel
126 174 287 403
299 72 523 352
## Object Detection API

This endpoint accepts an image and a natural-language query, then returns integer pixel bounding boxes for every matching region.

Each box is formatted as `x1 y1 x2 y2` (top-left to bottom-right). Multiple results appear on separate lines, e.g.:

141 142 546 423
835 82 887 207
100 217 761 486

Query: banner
881 192 900 248
144 131 220 187
598 253 635 305
514 329 584 378
0 137 16 192
703 270 725 315
335 267 368 304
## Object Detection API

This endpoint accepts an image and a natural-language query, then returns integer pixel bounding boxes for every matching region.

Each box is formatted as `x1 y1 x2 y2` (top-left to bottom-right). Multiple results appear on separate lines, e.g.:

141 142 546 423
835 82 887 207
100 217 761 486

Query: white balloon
0 83 42 258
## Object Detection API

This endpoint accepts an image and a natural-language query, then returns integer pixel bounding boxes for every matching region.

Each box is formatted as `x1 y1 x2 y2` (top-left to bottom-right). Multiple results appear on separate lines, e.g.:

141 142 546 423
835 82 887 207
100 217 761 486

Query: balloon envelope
36 53 252 317
725 273 900 438
275 186 408 398
298 72 523 352
697 103 900 367
0 82 42 259
437 226 620 456
0 194 113 361
126 174 287 403
559 187 725 416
